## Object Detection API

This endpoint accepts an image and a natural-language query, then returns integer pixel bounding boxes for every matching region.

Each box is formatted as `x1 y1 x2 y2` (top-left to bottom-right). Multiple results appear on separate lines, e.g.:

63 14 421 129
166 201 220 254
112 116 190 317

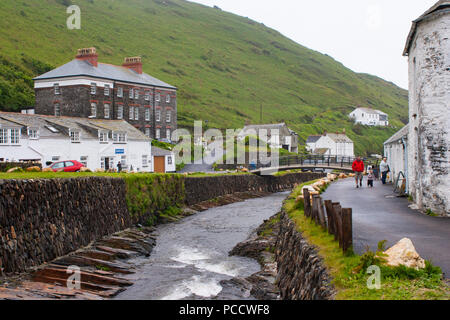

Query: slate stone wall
275 210 335 300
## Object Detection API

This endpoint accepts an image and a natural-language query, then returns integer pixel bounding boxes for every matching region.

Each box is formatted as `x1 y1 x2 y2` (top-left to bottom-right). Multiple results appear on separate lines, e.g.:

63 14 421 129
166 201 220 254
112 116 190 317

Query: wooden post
303 188 311 218
312 195 320 224
317 197 327 230
332 203 343 248
324 200 335 235
342 208 353 254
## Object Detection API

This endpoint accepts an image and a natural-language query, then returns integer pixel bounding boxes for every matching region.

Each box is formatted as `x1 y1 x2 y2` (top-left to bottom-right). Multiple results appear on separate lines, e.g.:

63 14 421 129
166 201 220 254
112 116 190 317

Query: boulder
26 166 41 172
384 238 425 269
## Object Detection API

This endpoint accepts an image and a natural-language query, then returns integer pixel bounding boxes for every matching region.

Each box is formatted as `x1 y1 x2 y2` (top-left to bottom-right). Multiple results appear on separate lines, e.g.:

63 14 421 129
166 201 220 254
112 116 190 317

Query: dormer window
54 84 60 95
28 128 39 139
70 130 81 143
91 83 97 95
104 84 110 96
99 131 108 143
113 132 127 143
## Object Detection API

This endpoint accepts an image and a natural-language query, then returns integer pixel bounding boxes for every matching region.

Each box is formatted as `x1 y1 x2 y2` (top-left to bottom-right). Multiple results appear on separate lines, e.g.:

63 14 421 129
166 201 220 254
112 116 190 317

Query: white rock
384 238 425 270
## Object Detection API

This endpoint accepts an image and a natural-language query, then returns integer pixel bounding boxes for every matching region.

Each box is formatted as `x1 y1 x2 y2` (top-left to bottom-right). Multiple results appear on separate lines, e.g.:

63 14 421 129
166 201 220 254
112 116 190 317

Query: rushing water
115 192 289 300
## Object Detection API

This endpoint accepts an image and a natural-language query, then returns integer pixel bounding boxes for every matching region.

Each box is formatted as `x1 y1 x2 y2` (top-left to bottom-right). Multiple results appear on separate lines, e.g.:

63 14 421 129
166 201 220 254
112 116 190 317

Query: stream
114 192 288 300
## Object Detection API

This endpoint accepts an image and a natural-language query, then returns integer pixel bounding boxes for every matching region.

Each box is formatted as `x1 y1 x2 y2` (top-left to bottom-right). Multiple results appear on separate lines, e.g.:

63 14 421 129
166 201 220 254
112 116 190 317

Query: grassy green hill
0 0 408 155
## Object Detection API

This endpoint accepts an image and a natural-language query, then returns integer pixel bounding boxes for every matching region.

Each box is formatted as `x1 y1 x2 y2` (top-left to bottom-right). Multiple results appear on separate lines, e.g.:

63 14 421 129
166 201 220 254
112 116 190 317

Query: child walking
367 166 374 188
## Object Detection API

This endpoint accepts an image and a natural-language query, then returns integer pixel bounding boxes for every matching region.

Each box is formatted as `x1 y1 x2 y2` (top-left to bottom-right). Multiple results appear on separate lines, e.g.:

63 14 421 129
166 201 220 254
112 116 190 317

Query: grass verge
283 181 450 300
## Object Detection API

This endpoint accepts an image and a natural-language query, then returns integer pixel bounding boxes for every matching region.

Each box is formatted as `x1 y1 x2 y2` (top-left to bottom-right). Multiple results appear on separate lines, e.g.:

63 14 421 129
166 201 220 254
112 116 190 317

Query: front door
154 156 165 173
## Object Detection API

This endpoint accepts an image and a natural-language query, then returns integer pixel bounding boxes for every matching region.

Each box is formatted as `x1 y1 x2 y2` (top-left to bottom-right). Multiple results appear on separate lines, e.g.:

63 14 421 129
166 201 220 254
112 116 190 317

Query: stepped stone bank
0 172 324 274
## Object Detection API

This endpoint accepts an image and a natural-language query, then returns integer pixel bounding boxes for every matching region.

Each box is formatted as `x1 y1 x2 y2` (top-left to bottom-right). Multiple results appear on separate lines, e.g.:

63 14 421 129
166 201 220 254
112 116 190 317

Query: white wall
407 12 450 215
314 136 354 157
385 141 407 187
349 109 388 126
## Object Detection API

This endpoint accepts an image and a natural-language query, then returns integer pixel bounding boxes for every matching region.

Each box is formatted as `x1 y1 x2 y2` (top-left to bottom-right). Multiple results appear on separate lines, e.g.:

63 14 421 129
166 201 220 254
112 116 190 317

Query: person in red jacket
352 156 365 188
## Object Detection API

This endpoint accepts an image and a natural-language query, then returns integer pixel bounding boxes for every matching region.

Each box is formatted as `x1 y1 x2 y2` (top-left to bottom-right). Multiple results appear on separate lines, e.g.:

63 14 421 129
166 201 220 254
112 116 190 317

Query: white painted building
306 132 354 158
402 0 450 215
0 112 153 172
349 107 389 126
152 146 176 173
238 123 299 153
384 125 409 188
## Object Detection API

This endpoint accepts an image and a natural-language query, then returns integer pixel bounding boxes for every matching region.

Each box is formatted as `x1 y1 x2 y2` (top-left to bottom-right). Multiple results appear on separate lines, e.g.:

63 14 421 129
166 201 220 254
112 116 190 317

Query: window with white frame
167 156 173 165
117 87 123 98
0 129 8 144
117 105 123 119
145 91 150 101
166 111 171 123
54 83 60 95
145 127 151 137
166 94 170 103
10 128 20 144
155 128 160 139
156 109 161 122
145 108 150 121
156 93 161 102
129 88 134 99
28 128 39 139
90 103 97 117
70 130 80 143
91 83 97 95
129 106 134 120
99 131 108 143
104 84 110 96
113 132 126 143
54 103 61 116
135 107 139 120
142 155 148 167
104 104 110 119
134 89 139 100
80 156 88 167
166 129 171 140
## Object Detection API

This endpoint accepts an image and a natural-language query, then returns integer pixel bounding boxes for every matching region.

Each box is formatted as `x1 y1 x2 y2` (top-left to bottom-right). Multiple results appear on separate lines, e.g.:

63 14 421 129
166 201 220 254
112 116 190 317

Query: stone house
237 123 299 153
0 112 153 172
402 0 449 215
349 107 389 126
33 47 177 142
306 131 354 158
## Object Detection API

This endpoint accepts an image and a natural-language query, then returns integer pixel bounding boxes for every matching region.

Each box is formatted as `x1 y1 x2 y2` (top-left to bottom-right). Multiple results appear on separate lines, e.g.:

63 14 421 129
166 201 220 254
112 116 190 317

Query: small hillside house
238 123 299 153
349 107 389 126
306 132 354 158
33 47 177 142
0 112 153 172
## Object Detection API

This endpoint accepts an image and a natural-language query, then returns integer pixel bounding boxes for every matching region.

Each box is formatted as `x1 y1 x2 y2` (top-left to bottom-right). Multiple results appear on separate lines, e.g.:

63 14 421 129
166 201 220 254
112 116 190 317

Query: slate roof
33 59 177 89
351 107 387 115
152 146 174 157
313 148 330 155
403 0 450 56
0 112 150 141
306 135 322 144
325 133 353 144
384 125 409 145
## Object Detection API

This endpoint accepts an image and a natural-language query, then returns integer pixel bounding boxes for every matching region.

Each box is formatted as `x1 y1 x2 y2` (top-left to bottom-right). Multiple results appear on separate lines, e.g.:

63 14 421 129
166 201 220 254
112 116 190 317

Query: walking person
367 165 374 188
380 157 389 185
352 156 365 188
117 161 122 173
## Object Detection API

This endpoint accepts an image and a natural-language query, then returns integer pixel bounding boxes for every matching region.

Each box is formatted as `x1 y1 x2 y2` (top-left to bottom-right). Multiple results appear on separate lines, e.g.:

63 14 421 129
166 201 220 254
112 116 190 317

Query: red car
49 160 84 172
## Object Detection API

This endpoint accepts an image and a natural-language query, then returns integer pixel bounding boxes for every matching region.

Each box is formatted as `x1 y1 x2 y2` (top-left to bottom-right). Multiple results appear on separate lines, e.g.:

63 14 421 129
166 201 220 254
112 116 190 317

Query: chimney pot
75 47 98 67
123 56 143 74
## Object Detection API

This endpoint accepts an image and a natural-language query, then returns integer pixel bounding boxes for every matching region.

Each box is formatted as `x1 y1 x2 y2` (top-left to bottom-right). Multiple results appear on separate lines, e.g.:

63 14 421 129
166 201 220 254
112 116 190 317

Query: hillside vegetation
0 0 408 155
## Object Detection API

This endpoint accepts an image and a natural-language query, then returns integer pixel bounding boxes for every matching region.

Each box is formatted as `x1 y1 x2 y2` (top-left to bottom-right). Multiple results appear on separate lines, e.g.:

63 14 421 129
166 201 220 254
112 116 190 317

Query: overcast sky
190 0 437 89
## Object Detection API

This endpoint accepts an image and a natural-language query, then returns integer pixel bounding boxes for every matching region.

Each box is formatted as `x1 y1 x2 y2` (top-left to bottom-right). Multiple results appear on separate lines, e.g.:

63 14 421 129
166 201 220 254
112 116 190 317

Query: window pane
104 104 110 118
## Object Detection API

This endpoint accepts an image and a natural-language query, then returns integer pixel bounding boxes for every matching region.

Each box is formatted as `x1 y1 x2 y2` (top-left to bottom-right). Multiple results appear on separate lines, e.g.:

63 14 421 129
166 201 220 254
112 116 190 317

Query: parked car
49 160 84 172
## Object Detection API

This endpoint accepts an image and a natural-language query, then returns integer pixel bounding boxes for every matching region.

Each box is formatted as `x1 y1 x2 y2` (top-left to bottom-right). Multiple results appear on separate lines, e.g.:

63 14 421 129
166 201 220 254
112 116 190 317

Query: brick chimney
75 47 98 67
123 56 143 74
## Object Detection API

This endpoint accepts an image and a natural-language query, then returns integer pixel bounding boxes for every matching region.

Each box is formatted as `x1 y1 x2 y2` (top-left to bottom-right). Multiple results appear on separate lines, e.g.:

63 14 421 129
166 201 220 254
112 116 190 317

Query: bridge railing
253 155 380 172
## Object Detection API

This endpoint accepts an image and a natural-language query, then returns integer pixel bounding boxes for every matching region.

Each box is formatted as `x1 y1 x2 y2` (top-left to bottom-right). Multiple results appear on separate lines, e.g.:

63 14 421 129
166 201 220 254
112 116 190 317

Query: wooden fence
303 188 353 254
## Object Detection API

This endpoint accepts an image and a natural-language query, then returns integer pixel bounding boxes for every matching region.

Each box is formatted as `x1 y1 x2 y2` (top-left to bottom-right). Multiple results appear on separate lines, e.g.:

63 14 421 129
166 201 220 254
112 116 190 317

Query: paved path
322 178 450 278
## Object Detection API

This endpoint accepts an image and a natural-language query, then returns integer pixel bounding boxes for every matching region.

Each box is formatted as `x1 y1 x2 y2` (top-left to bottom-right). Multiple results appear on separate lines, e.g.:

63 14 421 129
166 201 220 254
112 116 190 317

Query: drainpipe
401 137 408 194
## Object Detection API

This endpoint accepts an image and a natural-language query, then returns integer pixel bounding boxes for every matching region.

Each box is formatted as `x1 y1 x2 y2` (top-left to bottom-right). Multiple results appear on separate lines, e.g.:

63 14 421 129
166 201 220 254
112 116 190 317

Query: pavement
321 178 450 278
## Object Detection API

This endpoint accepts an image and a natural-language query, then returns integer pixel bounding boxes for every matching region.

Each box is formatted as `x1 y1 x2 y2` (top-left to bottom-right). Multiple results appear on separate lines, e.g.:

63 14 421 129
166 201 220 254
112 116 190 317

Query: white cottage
0 112 153 172
384 125 409 188
349 107 389 126
403 0 449 215
306 132 354 158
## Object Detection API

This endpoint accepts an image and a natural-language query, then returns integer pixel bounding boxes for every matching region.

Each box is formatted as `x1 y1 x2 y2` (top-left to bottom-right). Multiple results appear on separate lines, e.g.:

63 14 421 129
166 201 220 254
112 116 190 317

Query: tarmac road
321 178 450 278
